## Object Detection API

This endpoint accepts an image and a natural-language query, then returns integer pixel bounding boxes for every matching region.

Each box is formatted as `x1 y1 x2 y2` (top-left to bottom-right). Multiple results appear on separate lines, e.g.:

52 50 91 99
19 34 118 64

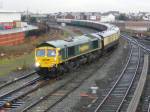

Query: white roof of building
0 10 21 13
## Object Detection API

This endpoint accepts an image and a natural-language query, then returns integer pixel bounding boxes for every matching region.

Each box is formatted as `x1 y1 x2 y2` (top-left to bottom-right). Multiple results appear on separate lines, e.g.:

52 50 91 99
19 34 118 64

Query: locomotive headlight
35 62 40 67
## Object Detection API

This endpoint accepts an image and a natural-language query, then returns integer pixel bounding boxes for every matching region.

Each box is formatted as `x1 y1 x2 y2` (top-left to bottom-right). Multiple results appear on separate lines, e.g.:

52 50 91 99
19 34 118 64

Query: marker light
35 62 40 67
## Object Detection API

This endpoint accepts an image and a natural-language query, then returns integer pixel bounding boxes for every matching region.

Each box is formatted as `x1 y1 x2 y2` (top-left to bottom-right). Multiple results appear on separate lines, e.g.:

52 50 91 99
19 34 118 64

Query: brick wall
0 32 25 46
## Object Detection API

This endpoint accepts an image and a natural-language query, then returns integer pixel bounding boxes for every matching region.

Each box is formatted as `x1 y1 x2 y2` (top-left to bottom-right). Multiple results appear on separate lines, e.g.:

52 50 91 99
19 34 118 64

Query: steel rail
0 78 49 110
94 43 140 112
115 46 141 112
127 55 149 112
148 102 150 112
0 74 40 108
0 71 36 90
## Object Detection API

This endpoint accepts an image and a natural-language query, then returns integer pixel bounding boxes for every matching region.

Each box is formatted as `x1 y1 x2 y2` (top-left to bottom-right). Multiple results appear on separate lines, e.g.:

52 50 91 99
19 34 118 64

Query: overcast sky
0 0 150 13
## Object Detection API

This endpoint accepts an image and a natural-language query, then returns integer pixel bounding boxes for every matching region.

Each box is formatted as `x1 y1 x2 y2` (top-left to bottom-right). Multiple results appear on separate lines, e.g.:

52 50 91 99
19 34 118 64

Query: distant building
143 13 150 21
29 13 48 22
0 10 21 23
0 10 38 46
49 11 119 22
113 21 150 31
100 14 115 22
88 12 101 21
112 21 125 31
103 11 120 17
53 12 102 21
48 13 57 22
89 15 101 21
65 13 75 19
125 21 150 31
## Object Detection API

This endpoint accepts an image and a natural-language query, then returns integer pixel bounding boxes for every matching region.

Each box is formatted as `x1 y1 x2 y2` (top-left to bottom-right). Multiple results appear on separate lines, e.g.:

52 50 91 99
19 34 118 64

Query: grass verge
0 52 34 76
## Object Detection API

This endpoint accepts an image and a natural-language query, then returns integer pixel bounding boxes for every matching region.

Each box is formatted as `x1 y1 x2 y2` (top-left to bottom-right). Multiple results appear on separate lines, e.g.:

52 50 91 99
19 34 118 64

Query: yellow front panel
36 57 56 68
35 47 62 68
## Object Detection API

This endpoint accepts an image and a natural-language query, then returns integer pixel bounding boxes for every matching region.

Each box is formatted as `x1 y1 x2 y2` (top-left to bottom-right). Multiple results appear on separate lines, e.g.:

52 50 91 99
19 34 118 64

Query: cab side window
92 40 98 49
68 46 75 57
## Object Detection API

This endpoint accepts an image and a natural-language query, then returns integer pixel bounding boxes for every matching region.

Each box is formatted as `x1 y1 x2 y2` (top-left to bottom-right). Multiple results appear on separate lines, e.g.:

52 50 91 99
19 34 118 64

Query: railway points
121 34 150 54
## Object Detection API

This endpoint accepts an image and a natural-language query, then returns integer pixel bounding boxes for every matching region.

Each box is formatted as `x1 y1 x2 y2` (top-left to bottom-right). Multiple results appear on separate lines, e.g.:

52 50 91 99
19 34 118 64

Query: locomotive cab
35 47 61 70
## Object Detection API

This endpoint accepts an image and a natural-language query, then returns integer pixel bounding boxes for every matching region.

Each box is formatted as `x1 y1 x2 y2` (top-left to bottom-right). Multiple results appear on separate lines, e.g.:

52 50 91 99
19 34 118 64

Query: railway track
12 53 112 112
88 43 142 112
121 34 150 54
0 72 40 109
121 34 150 112
0 75 60 111
117 50 144 112
126 54 149 112
0 71 36 90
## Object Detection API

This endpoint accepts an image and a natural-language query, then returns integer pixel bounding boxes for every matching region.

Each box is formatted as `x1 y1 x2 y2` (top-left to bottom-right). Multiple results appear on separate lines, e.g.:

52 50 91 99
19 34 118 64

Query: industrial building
0 10 21 23
0 10 38 46
113 21 150 31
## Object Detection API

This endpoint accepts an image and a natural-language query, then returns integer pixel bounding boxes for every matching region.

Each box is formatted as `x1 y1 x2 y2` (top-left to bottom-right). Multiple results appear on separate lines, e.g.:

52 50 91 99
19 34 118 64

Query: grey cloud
1 0 150 13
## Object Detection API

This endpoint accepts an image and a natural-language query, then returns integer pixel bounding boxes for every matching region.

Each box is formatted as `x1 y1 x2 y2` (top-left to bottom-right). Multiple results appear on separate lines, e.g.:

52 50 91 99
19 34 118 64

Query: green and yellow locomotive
35 19 120 77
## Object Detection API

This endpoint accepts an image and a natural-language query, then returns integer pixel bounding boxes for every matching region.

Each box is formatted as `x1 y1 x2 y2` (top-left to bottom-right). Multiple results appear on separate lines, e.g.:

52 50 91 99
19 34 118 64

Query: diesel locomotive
35 19 120 77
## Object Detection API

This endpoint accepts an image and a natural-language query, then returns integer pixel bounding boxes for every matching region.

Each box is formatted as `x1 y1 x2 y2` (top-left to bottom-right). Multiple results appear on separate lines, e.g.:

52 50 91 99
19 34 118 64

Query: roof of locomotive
37 35 98 49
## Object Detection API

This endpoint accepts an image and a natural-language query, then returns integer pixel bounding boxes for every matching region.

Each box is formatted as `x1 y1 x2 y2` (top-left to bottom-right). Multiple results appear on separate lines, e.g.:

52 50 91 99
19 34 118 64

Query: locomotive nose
41 58 56 67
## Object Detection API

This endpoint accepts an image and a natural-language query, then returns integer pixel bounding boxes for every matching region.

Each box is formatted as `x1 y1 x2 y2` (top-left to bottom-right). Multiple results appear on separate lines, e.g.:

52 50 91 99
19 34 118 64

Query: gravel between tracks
0 73 38 97
0 69 34 86
48 39 129 112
